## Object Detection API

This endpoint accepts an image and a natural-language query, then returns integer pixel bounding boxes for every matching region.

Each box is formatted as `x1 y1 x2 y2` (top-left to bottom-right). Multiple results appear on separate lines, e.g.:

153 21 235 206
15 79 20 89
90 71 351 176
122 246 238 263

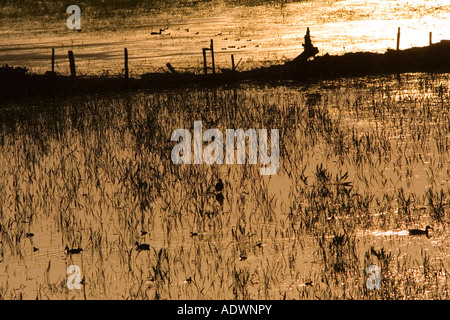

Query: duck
409 226 433 238
151 29 163 35
135 242 150 251
215 179 224 192
65 245 83 255
216 192 224 205
140 230 148 236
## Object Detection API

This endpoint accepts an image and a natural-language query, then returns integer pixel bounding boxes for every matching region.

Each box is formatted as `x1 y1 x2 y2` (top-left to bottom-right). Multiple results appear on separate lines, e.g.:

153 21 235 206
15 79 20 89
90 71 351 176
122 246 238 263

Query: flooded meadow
0 73 448 299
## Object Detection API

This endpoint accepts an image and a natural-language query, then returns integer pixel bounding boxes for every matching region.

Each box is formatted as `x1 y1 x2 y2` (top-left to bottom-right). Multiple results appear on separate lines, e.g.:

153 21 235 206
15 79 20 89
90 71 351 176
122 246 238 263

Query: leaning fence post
68 50 76 77
231 54 235 71
166 63 177 74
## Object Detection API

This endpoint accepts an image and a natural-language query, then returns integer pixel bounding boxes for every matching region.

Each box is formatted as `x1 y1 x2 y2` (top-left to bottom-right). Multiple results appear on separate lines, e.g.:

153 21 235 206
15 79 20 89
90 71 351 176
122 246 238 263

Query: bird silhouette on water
216 192 224 206
65 245 83 255
214 178 225 205
215 179 224 192
135 242 150 251
151 28 164 35
409 226 433 238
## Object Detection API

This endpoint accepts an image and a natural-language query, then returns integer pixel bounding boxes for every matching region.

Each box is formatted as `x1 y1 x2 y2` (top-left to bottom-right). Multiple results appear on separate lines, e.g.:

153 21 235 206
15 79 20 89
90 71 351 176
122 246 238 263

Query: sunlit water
0 72 448 299
1 0 450 75
0 0 449 300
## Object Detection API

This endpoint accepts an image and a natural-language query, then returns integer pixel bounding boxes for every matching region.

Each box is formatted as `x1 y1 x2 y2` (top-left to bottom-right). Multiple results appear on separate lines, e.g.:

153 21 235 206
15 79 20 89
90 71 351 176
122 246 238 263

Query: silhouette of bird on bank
409 226 433 238
135 242 150 251
65 245 83 255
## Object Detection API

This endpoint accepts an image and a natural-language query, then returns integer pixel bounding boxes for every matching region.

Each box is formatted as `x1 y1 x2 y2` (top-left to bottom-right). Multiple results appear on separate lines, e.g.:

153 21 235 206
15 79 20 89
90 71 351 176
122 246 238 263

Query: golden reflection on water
0 73 448 299
1 0 450 75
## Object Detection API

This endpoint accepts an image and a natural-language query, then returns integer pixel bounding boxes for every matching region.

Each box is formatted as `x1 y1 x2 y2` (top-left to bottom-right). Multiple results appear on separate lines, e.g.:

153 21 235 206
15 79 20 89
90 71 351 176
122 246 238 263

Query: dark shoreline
1 40 450 105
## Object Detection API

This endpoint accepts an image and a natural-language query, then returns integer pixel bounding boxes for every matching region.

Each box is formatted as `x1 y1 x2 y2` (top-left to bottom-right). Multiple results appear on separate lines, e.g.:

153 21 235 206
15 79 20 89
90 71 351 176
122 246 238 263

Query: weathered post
51 48 55 73
231 54 235 72
429 32 432 46
166 63 177 74
210 39 215 75
396 27 401 51
202 48 208 74
68 50 76 77
124 48 129 79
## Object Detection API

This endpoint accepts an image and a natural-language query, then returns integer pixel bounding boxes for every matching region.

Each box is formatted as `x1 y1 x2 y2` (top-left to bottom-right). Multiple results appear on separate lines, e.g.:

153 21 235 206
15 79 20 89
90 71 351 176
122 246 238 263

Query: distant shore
2 40 450 105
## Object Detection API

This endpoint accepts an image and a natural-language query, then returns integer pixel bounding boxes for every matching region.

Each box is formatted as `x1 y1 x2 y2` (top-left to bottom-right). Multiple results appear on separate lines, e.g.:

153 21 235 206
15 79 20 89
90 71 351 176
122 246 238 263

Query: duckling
135 242 150 251
409 226 433 238
64 245 83 255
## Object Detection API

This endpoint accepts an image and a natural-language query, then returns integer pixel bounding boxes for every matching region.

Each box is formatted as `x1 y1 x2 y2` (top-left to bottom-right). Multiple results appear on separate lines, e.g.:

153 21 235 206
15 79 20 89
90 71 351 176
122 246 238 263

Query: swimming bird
135 242 150 251
215 179 224 192
216 192 224 205
409 226 433 238
151 29 163 35
140 230 148 236
65 245 83 255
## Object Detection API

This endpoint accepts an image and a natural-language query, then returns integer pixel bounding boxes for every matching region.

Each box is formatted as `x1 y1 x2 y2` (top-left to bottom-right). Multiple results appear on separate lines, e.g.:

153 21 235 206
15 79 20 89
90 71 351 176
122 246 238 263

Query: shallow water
1 0 450 75
0 73 448 299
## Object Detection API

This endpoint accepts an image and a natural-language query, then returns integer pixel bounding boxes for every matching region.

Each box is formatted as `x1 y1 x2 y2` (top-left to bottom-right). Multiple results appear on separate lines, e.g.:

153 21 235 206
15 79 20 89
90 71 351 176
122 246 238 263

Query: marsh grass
0 73 448 299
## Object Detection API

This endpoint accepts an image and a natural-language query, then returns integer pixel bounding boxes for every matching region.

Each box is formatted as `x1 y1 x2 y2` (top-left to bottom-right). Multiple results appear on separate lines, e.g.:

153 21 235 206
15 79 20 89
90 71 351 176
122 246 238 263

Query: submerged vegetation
0 73 448 299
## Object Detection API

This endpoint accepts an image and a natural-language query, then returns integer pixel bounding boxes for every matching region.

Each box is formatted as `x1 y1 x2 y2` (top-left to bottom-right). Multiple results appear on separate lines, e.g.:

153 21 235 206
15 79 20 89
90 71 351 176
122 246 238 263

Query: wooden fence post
210 39 215 74
124 48 129 79
68 50 76 77
202 48 208 74
166 63 177 74
52 48 55 73
396 27 400 51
